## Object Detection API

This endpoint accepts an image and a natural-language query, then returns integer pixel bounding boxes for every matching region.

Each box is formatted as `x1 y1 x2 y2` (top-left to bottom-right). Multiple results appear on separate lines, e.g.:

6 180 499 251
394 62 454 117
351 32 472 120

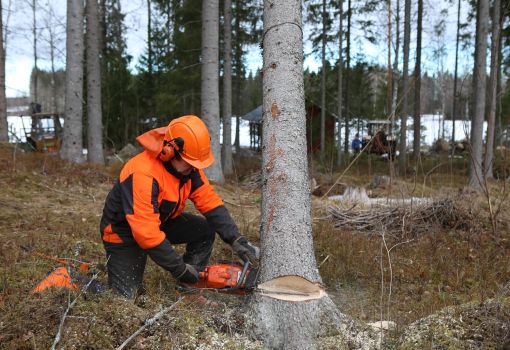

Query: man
100 115 259 298
351 133 362 153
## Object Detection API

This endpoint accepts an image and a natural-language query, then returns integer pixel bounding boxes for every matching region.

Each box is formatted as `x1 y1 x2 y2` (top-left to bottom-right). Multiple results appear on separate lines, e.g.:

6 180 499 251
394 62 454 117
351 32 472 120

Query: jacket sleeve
189 170 240 244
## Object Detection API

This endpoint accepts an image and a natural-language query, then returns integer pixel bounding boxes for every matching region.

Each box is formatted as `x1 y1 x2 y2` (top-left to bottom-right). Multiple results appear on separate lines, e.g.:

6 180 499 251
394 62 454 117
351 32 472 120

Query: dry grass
1 144 509 348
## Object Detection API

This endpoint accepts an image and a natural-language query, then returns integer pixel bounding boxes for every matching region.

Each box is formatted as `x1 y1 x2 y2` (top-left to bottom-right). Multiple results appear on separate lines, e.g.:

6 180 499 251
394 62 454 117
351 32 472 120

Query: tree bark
320 0 327 154
452 0 461 145
251 2 324 348
343 0 351 154
61 0 84 163
0 0 7 142
412 0 423 160
336 0 343 167
201 0 224 183
484 0 500 179
399 0 411 171
392 0 400 137
469 0 489 188
222 0 233 176
32 0 38 105
86 0 104 164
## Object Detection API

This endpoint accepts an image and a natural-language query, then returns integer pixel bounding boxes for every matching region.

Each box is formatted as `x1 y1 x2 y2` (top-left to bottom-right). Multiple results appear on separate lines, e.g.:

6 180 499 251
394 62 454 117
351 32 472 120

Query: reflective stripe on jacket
100 150 239 249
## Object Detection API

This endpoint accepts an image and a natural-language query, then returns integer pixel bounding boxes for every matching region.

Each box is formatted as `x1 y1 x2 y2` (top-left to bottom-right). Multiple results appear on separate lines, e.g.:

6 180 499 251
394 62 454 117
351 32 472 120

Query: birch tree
61 0 84 163
86 0 104 164
484 0 501 179
222 0 233 176
0 0 7 142
201 0 224 183
469 0 489 188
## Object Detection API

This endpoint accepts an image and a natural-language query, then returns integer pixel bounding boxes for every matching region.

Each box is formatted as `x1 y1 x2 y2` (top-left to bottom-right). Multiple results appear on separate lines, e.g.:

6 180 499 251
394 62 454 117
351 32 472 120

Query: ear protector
159 137 184 162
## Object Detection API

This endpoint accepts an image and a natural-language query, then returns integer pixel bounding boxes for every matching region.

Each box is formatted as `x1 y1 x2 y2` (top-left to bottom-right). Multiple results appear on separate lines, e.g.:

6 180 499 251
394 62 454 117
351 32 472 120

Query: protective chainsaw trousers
103 212 215 299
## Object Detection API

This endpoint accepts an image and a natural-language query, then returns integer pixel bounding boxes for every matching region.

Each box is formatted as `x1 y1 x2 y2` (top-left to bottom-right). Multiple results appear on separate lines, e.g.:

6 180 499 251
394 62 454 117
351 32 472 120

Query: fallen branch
116 297 183 350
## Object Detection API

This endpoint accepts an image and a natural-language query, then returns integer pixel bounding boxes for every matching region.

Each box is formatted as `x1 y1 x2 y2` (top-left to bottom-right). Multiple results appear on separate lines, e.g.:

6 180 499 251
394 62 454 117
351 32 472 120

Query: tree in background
412 0 423 160
232 0 262 153
61 0 84 163
399 0 411 172
86 0 105 164
222 0 233 176
337 0 344 166
201 0 223 183
484 0 501 179
0 0 7 142
101 0 133 149
469 0 489 188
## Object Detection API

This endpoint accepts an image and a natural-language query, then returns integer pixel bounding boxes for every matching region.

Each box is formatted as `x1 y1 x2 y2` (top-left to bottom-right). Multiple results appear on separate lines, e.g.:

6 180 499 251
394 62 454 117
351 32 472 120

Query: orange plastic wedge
31 267 79 294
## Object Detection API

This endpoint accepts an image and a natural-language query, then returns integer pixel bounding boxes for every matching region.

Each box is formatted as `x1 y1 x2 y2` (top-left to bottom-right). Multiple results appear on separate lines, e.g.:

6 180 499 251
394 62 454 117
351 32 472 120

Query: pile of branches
328 198 477 238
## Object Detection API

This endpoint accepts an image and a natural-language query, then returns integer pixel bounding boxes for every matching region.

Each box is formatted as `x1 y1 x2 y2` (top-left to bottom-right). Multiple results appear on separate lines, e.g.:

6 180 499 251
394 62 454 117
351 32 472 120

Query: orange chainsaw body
193 263 246 289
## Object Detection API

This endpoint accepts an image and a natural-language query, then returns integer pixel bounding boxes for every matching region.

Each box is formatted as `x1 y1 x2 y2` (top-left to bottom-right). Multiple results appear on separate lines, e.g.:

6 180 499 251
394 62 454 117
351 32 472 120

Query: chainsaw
183 258 259 293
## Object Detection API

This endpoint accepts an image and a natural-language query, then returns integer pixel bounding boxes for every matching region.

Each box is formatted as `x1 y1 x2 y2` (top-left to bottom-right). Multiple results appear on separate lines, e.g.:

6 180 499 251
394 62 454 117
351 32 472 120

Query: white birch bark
61 0 84 163
201 0 224 183
0 0 7 142
469 0 489 188
222 0 233 176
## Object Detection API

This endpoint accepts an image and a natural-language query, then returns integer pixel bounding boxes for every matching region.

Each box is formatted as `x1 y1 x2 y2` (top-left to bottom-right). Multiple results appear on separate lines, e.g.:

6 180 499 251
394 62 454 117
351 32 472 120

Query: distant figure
351 133 362 153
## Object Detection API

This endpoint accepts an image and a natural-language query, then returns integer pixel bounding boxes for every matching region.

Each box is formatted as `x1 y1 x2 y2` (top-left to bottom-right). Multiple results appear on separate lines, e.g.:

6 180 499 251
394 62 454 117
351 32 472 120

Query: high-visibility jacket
100 148 240 273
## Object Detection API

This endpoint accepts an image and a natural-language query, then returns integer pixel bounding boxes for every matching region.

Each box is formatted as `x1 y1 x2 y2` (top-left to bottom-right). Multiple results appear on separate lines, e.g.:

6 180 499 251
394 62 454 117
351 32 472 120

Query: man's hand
175 264 199 284
231 236 260 263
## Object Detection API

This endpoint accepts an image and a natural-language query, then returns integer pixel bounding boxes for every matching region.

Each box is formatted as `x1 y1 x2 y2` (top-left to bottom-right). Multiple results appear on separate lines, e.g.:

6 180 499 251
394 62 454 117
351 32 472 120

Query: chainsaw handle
230 258 251 291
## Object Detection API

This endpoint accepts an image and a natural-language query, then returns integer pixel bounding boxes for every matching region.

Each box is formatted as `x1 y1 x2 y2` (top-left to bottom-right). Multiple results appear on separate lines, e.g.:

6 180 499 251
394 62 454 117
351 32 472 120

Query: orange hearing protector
159 137 184 162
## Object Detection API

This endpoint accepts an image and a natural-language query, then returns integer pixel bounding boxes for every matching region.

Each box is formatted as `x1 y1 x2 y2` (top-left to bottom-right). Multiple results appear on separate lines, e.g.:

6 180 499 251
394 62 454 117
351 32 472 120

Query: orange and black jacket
100 150 240 274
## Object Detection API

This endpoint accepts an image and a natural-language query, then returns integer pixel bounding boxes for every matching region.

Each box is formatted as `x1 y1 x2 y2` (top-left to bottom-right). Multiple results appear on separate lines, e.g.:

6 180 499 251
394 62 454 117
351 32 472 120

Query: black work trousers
103 213 215 299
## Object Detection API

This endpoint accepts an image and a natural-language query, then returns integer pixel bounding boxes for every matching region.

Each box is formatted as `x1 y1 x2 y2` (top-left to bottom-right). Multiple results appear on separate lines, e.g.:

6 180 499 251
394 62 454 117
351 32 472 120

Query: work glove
174 264 199 284
231 236 260 263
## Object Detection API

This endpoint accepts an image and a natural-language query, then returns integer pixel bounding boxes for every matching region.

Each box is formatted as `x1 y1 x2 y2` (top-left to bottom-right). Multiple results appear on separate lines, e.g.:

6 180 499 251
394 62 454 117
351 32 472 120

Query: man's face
170 157 195 176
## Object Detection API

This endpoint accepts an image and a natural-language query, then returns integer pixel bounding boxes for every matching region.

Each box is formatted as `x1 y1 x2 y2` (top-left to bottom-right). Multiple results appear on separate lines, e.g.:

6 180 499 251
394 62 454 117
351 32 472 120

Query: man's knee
104 243 147 299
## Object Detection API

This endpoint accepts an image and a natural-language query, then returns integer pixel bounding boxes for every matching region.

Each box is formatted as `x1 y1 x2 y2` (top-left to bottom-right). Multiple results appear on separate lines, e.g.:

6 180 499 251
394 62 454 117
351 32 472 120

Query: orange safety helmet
160 115 214 169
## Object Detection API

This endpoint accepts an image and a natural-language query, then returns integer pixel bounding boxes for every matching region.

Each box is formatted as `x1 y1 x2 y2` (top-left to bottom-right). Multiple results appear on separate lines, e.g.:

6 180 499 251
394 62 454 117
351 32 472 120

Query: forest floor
1 143 509 349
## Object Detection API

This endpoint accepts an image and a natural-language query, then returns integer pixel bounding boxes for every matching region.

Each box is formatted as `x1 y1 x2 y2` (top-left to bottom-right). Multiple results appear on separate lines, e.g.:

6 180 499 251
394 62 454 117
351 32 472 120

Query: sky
5 0 475 98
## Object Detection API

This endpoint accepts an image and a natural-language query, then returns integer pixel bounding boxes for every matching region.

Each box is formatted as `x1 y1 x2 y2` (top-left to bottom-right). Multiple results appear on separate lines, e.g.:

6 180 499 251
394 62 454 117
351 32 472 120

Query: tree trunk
320 0 326 154
222 0 233 176
201 0 224 183
452 0 461 145
412 0 423 160
336 0 343 167
343 0 351 154
32 0 38 105
86 0 104 165
469 0 489 188
392 0 400 137
0 0 7 142
483 0 500 179
386 0 393 123
252 2 324 348
233 0 241 154
61 0 84 163
399 0 411 171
